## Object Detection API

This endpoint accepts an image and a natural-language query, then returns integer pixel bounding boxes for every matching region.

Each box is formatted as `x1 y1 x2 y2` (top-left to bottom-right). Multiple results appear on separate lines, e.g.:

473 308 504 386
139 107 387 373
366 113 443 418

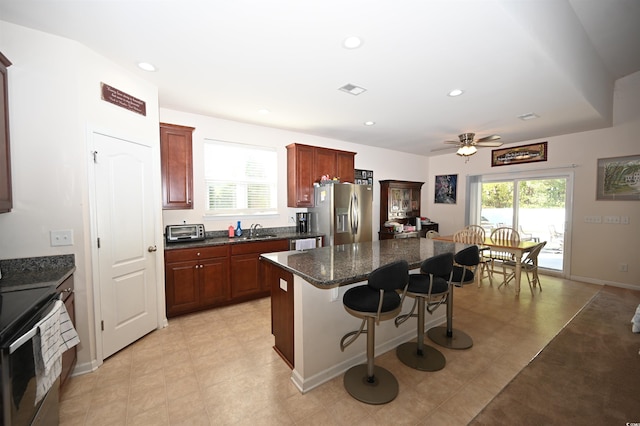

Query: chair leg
427 285 473 350
343 316 399 404
396 297 446 371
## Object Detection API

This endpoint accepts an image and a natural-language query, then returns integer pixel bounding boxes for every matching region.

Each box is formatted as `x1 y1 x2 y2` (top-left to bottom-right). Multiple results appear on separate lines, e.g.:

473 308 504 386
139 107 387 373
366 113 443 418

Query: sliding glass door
468 171 572 274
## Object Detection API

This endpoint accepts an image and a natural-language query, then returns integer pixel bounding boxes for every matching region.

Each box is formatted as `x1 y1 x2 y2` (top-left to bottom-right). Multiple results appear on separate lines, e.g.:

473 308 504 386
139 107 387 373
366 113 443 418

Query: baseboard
290 313 445 393
569 275 640 291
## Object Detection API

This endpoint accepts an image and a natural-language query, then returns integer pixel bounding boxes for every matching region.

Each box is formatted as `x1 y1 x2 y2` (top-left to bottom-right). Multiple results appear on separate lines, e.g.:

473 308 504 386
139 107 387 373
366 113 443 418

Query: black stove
0 286 57 347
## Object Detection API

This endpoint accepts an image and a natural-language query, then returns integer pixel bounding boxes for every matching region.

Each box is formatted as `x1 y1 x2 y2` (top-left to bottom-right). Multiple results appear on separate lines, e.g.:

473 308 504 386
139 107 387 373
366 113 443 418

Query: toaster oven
165 224 206 243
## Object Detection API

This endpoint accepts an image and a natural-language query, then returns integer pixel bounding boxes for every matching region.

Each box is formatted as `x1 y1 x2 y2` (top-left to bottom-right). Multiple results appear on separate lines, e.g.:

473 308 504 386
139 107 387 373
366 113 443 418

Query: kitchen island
260 238 464 393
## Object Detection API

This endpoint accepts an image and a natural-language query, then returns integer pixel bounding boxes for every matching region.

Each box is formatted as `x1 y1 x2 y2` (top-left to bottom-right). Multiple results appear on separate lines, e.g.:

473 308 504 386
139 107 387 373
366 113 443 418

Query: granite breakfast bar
260 238 463 393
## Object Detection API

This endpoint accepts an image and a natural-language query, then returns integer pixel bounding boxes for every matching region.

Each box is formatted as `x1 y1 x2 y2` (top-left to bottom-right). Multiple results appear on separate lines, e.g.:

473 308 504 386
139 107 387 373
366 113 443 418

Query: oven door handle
9 300 59 355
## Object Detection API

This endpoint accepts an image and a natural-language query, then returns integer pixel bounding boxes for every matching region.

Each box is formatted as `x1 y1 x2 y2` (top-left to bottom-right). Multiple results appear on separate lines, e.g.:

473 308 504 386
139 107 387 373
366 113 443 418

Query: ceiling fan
445 133 503 157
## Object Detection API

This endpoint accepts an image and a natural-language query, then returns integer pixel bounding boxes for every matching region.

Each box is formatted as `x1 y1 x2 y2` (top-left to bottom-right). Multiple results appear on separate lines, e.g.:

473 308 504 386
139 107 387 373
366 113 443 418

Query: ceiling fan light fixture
456 145 477 156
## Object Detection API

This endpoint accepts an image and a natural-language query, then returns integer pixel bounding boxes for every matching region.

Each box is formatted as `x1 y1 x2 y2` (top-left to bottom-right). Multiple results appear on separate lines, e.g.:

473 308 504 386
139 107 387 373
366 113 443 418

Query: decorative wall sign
596 155 640 200
100 82 147 116
434 174 457 204
491 141 547 167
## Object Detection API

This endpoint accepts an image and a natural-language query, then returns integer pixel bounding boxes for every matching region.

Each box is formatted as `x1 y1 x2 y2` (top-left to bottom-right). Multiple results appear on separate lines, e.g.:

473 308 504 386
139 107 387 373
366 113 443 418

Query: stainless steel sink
235 234 279 241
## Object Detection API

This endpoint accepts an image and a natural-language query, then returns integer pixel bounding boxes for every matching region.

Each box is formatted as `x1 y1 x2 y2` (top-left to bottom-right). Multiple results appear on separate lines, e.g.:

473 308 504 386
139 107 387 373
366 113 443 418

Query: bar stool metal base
427 326 473 350
396 341 446 371
343 364 398 405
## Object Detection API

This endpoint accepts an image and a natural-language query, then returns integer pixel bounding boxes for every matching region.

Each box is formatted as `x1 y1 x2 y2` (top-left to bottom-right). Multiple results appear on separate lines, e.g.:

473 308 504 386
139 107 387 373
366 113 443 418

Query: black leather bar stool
395 253 452 371
340 260 409 404
427 245 479 350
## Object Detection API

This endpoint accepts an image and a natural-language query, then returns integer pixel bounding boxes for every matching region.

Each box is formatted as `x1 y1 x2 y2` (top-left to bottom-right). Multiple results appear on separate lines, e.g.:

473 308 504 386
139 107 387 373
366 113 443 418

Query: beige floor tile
59 275 602 426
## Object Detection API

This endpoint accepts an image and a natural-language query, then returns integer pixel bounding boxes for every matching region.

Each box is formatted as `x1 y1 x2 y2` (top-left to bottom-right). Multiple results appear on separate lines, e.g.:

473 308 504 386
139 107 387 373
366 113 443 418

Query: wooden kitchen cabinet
286 143 356 207
0 52 12 213
164 245 229 317
56 275 76 389
262 259 294 368
230 239 289 299
160 123 195 210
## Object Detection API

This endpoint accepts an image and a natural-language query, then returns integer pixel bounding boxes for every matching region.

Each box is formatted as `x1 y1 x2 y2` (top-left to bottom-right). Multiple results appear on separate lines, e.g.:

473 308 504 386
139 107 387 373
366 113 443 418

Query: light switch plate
50 229 74 246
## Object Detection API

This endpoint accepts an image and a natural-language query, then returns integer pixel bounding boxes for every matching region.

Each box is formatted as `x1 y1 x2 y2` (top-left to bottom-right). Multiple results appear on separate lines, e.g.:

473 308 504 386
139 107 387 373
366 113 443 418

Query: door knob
148 245 157 252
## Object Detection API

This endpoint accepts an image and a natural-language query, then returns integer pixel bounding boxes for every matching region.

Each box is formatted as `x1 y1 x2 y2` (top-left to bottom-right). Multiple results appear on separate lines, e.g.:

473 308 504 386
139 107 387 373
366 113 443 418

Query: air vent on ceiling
339 84 367 95
518 112 539 121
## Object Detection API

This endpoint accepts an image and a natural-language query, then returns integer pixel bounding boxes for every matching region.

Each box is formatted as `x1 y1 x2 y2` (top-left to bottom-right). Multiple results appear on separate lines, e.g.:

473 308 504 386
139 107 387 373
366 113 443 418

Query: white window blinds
204 140 277 216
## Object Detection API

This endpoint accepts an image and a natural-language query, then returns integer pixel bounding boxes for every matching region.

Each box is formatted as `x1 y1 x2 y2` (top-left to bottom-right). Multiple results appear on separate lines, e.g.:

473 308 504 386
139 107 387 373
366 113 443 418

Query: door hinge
97 237 101 248
101 320 104 331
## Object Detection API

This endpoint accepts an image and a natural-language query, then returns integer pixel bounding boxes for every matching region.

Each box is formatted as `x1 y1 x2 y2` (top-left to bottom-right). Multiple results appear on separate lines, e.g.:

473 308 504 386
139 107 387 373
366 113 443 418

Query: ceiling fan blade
476 134 501 143
475 141 503 147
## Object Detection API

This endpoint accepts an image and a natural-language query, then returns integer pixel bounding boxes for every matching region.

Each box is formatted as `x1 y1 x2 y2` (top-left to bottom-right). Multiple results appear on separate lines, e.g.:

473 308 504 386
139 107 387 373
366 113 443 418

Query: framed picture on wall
434 174 457 204
596 155 640 200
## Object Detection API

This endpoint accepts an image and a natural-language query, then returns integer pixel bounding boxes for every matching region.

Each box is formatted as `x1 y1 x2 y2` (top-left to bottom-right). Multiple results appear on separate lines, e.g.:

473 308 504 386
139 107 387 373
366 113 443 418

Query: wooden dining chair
453 227 491 286
501 241 547 293
487 227 520 283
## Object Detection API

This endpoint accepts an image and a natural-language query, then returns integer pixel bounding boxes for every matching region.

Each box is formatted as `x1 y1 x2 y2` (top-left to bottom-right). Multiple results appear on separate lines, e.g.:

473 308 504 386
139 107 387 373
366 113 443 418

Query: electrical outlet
50 229 74 246
621 216 629 224
584 215 601 223
604 215 620 224
619 263 628 272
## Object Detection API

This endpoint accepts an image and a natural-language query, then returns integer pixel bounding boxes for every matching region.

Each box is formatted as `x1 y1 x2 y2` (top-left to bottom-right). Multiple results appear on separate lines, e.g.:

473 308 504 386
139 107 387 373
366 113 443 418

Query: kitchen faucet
249 223 262 238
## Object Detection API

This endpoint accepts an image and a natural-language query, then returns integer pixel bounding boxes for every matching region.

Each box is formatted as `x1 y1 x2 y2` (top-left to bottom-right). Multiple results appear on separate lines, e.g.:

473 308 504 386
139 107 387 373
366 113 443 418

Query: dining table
433 234 540 295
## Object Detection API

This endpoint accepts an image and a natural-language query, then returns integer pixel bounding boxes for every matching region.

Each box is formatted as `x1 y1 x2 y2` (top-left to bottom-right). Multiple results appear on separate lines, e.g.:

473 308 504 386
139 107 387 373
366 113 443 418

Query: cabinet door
230 253 262 299
336 151 355 183
0 53 12 213
264 261 294 368
287 144 315 207
200 256 230 306
314 147 336 180
160 123 194 210
165 259 200 317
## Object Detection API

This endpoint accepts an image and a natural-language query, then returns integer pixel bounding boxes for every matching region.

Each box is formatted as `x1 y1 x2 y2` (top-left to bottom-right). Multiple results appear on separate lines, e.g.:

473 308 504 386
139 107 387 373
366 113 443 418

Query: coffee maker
296 212 310 233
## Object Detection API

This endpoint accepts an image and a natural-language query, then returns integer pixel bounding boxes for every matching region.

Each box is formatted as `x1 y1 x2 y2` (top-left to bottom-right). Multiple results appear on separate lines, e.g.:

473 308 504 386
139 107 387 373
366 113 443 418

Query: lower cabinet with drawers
164 238 290 317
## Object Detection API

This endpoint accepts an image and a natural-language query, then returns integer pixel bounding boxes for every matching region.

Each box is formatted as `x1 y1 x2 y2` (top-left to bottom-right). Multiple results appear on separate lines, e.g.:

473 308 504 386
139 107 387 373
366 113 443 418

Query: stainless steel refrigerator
309 183 373 246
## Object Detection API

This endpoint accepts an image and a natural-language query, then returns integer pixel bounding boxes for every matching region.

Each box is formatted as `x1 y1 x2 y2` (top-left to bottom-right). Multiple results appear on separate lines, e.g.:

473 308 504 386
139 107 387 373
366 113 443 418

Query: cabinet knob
148 245 158 252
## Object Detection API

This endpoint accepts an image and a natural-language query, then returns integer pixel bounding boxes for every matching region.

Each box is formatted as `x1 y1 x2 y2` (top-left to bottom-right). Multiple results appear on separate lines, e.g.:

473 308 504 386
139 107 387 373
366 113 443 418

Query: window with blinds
204 140 277 216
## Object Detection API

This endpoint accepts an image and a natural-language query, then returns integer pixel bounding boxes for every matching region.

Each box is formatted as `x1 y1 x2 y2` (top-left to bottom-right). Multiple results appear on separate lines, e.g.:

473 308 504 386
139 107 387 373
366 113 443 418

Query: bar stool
395 253 452 371
427 245 479 350
340 260 409 404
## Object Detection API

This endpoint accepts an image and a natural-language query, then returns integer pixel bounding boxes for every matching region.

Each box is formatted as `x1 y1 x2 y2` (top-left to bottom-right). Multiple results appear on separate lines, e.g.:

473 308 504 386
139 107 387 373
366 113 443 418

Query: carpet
470 285 640 425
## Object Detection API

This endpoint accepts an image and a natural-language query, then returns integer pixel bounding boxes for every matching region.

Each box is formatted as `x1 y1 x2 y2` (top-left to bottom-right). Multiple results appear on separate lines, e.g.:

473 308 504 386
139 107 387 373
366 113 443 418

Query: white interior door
93 132 158 359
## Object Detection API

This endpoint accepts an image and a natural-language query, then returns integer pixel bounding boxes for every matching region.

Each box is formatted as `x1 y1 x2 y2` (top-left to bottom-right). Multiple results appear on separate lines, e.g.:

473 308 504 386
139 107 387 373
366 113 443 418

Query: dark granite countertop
164 231 323 250
260 238 460 288
0 254 76 292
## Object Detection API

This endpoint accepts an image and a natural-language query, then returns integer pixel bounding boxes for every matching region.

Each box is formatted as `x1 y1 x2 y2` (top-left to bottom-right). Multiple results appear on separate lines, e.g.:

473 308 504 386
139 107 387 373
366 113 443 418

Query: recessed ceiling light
339 83 367 95
137 62 157 72
518 112 539 121
448 89 464 97
364 121 375 126
343 36 363 49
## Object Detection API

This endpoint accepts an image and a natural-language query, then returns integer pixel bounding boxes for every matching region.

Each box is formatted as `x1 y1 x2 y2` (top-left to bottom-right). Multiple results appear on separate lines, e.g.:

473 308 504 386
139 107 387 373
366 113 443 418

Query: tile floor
59 275 601 425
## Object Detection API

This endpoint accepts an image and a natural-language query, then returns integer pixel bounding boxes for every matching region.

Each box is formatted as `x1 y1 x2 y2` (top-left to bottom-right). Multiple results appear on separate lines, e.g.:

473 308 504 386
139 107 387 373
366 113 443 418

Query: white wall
0 21 161 370
159 108 431 237
427 72 640 288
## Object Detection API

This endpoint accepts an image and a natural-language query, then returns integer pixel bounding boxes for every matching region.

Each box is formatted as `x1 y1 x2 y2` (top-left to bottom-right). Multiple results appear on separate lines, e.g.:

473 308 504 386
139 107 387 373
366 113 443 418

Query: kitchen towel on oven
32 300 80 404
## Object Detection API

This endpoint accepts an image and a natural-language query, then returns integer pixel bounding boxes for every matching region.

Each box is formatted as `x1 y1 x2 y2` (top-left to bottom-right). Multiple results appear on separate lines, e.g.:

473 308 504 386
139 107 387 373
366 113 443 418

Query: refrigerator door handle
350 192 359 235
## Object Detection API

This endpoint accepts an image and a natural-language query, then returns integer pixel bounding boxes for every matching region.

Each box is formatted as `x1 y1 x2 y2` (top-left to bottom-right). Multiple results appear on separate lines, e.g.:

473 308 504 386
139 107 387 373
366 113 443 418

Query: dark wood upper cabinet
286 143 356 207
0 51 12 213
160 123 195 210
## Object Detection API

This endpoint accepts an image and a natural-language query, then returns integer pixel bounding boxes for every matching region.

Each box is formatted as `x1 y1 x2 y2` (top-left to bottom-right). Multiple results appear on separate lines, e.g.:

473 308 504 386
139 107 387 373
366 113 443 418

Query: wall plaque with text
100 82 146 116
